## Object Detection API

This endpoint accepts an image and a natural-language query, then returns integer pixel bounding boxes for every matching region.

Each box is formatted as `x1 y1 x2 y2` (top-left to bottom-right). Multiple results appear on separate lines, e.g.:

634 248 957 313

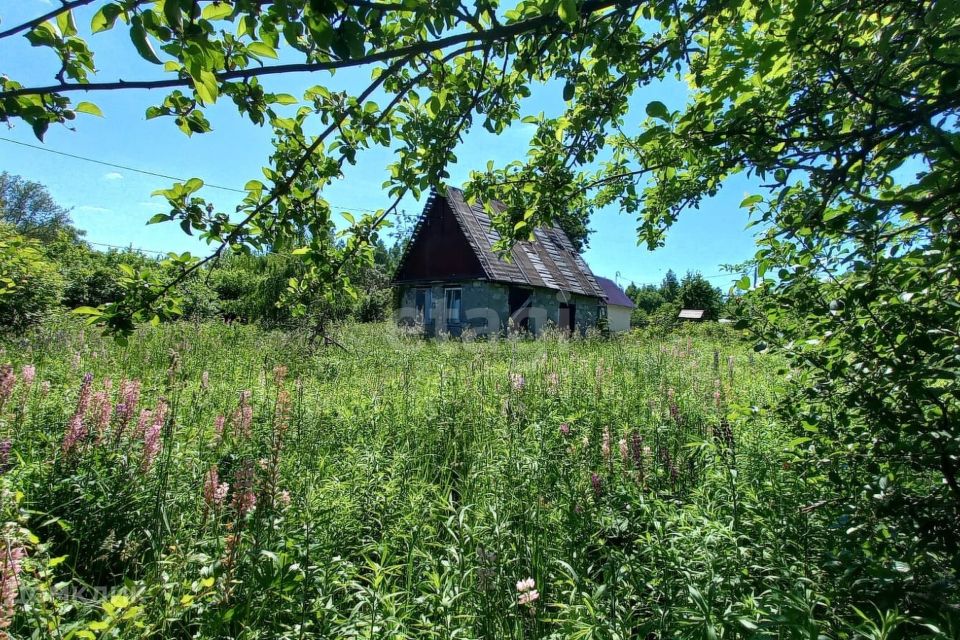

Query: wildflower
0 542 26 632
91 391 112 442
516 577 539 605
20 365 35 389
71 352 81 369
601 427 611 459
273 365 288 385
133 409 153 439
61 413 87 456
141 400 168 472
619 438 628 462
213 415 226 445
76 373 94 416
114 380 141 440
40 381 51 396
203 465 230 510
0 365 15 407
232 462 257 516
0 441 10 475
509 373 525 391
546 372 559 394
200 370 210 390
559 423 570 437
231 391 253 439
590 472 603 498
278 490 291 507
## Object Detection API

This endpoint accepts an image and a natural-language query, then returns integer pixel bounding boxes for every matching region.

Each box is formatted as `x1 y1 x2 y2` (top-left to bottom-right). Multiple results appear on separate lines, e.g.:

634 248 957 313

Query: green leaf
192 69 219 104
91 4 122 33
202 2 234 21
75 102 103 117
558 0 578 25
56 10 78 37
562 81 575 102
130 20 162 64
645 100 670 121
739 194 763 208
73 306 103 317
272 93 298 105
247 42 278 59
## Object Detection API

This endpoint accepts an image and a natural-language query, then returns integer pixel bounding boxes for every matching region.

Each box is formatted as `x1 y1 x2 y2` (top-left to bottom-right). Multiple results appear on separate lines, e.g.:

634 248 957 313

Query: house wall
396 281 603 336
607 305 632 333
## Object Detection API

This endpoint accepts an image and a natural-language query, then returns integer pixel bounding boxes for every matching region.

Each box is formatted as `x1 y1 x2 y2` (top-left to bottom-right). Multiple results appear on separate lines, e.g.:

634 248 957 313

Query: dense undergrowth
0 321 953 638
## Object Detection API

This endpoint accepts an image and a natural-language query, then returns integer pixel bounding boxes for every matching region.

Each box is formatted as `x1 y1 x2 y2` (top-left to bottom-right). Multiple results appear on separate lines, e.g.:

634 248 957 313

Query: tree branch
0 0 635 100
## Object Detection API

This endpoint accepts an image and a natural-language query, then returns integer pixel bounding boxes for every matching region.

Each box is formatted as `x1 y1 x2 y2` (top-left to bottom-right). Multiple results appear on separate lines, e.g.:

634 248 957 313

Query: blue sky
1 1 762 290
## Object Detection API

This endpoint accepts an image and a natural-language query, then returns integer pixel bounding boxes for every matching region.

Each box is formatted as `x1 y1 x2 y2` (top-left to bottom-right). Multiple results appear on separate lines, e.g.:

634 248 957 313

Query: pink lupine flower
213 415 226 445
273 365 288 385
278 490 291 508
71 352 82 369
619 438 628 462
515 577 535 592
203 465 230 510
516 577 539 606
559 423 571 437
20 365 35 389
0 365 15 407
141 401 167 472
91 391 112 441
546 372 559 392
232 462 257 516
133 409 152 439
591 472 603 498
0 543 26 632
601 427 611 459
0 441 11 475
76 373 94 416
141 422 162 472
114 380 141 440
231 391 253 439
62 413 87 456
509 373 525 391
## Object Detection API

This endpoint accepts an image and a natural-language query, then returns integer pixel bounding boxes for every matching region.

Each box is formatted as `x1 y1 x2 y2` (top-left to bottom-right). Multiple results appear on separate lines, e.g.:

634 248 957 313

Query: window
415 288 432 324
444 287 462 326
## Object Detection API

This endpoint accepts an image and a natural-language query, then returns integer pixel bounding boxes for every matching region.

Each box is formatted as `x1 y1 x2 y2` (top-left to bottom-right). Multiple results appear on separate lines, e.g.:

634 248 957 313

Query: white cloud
103 172 123 181
75 205 111 213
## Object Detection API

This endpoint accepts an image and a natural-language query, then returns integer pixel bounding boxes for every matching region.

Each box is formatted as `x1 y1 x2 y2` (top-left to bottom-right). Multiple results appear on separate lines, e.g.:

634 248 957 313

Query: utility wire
0 136 383 213
1 136 245 193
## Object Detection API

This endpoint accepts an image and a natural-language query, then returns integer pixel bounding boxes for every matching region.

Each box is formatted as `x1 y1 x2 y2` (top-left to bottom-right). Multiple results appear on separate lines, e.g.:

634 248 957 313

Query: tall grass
0 320 947 638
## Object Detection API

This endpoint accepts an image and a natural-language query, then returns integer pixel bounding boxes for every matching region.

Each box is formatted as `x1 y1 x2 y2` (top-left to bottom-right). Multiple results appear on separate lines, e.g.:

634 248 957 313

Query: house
595 276 635 332
392 187 607 336
678 309 706 321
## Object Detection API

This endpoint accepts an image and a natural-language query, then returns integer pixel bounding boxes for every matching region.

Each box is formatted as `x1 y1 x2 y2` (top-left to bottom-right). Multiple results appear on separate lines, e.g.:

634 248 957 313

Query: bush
0 224 64 329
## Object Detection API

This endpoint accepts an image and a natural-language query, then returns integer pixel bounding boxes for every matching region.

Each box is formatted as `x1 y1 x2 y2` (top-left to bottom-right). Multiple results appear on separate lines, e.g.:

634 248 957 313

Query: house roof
678 309 706 319
396 187 605 298
595 276 636 308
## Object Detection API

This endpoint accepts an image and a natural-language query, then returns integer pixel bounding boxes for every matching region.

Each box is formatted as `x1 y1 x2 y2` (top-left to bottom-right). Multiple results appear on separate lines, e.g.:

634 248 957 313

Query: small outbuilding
678 308 706 321
594 276 635 333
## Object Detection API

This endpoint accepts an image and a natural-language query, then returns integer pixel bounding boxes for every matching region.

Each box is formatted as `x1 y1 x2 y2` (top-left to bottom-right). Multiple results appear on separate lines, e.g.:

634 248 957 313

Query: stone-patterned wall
396 281 602 336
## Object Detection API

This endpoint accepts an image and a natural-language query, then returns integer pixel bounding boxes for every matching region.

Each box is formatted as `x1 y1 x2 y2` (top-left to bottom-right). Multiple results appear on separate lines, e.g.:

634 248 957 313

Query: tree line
0 172 401 332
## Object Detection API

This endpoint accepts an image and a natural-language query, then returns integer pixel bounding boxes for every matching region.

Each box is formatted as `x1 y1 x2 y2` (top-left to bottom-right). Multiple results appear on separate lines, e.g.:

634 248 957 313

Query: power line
0 136 384 213
1 136 245 193
87 240 170 256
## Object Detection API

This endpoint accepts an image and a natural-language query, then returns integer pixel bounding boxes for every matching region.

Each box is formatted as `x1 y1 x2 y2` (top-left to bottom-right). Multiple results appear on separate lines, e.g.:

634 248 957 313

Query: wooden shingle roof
440 187 605 298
